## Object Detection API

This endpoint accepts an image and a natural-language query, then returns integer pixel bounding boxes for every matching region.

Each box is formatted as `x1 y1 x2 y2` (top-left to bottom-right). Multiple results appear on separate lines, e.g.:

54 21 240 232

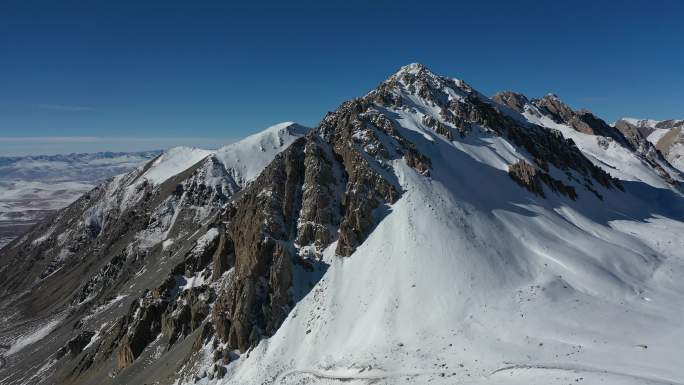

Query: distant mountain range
1 64 683 385
0 151 159 248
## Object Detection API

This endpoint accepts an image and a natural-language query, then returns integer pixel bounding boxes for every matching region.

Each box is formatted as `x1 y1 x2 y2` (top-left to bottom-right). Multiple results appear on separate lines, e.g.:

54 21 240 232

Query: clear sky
1 0 683 155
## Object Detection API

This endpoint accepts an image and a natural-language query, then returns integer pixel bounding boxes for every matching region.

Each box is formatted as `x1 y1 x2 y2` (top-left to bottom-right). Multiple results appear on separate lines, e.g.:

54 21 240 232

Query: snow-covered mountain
0 151 159 248
614 118 684 172
1 65 683 385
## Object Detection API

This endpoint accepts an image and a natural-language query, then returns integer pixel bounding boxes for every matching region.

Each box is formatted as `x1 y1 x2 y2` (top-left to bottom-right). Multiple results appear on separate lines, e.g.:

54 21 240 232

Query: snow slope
190 67 684 385
215 122 309 186
135 122 308 188
139 147 214 185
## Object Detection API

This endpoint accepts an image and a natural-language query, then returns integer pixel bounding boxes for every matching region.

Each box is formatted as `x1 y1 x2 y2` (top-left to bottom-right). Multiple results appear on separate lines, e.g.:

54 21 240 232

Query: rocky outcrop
532 94 629 145
496 90 682 188
320 103 400 256
161 286 212 346
211 228 235 281
294 137 340 249
492 91 530 113
213 139 306 352
508 160 578 200
116 296 168 368
89 229 220 370
57 331 95 359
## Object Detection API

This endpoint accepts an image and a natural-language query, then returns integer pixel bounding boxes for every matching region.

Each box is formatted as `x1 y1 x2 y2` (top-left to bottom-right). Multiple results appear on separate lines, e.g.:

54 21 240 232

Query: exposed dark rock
295 136 340 250
116 296 168 368
532 95 630 146
492 91 530 113
57 330 95 359
214 139 307 352
211 228 235 281
192 321 215 352
161 286 212 346
508 160 578 200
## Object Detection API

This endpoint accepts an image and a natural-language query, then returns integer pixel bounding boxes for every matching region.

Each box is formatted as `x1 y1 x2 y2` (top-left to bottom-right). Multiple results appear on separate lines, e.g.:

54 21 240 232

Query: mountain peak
395 62 430 75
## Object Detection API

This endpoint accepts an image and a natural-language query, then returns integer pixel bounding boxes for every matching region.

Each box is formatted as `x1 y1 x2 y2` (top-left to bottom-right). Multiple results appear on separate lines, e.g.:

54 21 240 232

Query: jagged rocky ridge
1 64 683 385
614 118 684 173
493 91 682 188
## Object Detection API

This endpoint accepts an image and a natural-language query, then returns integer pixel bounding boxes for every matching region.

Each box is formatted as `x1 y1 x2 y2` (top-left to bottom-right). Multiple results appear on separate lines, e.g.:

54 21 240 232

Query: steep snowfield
215 122 309 186
195 81 684 385
136 122 308 188
140 147 214 185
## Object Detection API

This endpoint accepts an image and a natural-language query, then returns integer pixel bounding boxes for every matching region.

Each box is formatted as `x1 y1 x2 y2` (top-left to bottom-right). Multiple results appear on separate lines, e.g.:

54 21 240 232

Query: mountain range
1 64 683 385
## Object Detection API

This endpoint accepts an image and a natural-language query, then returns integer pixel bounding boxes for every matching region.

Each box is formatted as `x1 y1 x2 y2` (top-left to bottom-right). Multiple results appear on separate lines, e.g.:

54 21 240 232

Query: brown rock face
320 102 400 256
215 139 307 351
211 228 235 281
492 91 530 113
532 95 630 146
116 297 168 368
211 94 430 352
295 137 339 249
161 286 212 346
508 160 578 200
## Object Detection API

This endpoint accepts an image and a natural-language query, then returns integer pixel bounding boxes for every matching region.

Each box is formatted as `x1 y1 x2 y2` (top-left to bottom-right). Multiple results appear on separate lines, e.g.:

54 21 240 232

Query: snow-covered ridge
488 94 682 188
615 117 684 173
620 117 662 128
523 106 675 188
135 122 309 188
215 121 309 186
138 147 214 186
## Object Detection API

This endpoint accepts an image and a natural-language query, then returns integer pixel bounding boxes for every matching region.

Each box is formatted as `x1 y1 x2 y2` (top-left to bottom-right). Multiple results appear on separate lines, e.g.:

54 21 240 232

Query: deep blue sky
1 0 683 155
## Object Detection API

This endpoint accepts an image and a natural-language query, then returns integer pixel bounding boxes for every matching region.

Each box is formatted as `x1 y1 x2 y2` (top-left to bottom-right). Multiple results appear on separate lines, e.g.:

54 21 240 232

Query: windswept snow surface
136 123 308 189
140 147 214 185
5 316 63 356
216 122 309 186
197 91 684 385
119 123 307 211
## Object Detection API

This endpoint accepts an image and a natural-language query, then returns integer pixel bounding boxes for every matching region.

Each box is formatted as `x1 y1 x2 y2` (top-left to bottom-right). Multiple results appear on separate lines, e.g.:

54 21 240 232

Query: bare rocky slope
1 65 683 385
